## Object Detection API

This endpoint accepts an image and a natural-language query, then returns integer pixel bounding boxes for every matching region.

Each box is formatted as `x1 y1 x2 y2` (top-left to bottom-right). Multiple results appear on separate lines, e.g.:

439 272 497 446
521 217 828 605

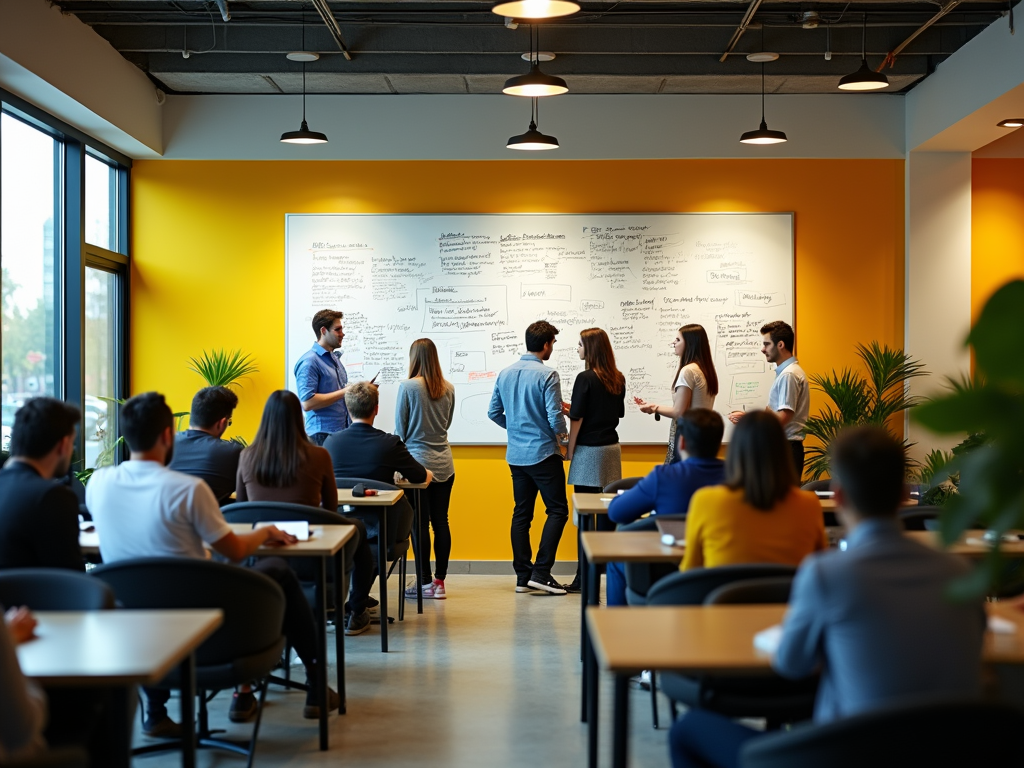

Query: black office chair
647 565 811 729
91 558 286 768
899 505 941 531
0 747 89 768
622 515 687 606
603 477 642 494
0 569 114 611
335 477 411 623
704 576 794 605
740 697 1024 768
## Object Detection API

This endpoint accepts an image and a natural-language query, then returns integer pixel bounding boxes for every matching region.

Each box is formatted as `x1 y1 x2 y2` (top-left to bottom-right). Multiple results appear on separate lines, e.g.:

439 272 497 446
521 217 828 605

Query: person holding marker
729 320 808 478
635 323 718 464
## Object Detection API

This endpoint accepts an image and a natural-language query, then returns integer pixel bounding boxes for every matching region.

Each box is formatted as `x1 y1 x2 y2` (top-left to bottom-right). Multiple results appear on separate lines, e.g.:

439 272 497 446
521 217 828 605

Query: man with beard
88 392 338 736
0 398 83 571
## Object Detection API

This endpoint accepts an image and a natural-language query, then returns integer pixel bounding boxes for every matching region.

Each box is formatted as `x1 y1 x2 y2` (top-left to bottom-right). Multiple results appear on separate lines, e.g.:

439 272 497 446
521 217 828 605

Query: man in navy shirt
294 309 361 446
605 408 725 606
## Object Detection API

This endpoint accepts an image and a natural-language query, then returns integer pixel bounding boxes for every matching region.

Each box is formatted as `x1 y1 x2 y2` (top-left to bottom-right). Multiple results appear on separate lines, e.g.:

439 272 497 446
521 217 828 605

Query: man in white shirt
729 320 808 477
88 392 337 735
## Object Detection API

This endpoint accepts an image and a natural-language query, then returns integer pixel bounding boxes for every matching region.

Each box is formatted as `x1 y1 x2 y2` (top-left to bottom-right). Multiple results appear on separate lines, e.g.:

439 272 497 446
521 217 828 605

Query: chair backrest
647 564 799 607
222 501 348 526
740 697 1024 768
90 557 285 666
898 505 941 531
621 515 686 602
335 476 399 492
704 576 794 605
0 568 114 611
603 477 642 494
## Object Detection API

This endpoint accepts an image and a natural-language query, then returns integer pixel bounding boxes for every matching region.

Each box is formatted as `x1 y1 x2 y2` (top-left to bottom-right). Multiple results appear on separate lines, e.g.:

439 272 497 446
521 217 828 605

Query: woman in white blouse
635 323 719 463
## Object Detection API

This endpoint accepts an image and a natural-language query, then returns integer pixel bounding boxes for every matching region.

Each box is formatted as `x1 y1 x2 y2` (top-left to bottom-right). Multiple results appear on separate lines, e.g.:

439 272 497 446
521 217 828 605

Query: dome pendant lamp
503 25 568 97
838 14 889 91
281 11 328 144
740 63 787 145
507 98 559 150
491 0 579 21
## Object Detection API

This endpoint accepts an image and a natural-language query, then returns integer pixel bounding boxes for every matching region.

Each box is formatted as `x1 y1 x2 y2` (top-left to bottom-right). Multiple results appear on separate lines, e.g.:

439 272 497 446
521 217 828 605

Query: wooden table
19 609 223 768
79 524 355 750
397 479 431 616
904 530 1024 558
587 603 1024 768
338 488 405 652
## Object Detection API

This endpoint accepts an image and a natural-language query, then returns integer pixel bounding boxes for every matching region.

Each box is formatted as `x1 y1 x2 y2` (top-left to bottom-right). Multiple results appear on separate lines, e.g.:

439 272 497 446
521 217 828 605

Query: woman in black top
564 328 626 591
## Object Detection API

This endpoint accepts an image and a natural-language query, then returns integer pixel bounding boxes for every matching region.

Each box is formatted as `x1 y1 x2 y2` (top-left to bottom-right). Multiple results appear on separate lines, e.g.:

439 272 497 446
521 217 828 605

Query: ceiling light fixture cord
862 13 867 61
302 9 307 122
761 62 766 122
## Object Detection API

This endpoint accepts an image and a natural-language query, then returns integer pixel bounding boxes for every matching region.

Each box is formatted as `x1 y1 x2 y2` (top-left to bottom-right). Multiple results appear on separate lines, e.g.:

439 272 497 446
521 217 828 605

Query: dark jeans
419 475 455 583
144 557 320 716
789 440 805 480
349 498 415 591
669 709 760 768
510 455 569 582
309 432 331 447
337 513 375 615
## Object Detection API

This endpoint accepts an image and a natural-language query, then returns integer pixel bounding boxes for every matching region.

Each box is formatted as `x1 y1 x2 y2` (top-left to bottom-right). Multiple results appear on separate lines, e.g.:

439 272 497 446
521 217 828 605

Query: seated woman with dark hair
681 410 827 571
237 390 378 637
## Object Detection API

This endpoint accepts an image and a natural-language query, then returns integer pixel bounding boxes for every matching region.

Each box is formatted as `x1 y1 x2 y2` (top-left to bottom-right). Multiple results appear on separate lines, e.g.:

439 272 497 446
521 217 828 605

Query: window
84 266 117 467
0 113 59 451
85 153 118 252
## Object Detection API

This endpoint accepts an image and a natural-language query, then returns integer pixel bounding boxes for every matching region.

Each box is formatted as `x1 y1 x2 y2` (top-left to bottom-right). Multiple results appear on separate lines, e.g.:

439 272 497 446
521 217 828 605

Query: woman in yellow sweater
681 410 827 570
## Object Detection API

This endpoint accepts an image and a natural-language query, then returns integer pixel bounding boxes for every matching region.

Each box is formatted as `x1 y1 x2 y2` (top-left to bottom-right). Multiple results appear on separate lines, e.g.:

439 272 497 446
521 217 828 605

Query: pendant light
281 9 328 144
503 25 568 97
491 0 579 20
740 61 787 145
507 98 559 150
838 14 889 91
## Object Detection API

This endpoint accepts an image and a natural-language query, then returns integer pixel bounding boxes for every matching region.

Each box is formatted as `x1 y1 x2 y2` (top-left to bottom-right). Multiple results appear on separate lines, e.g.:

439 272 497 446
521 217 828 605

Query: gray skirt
568 443 623 489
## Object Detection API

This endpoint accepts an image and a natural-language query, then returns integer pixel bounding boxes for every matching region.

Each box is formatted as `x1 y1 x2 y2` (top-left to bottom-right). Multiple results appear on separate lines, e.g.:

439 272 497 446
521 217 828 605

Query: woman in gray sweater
395 339 456 599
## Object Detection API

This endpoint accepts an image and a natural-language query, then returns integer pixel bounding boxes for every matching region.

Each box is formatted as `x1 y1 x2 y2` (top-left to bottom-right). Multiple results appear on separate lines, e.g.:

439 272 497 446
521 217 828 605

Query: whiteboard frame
284 211 795 445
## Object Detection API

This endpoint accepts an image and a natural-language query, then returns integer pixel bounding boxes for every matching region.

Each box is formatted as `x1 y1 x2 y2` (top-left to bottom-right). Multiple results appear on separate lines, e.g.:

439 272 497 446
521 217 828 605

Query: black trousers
789 440 805 480
418 475 456 583
144 557 320 715
337 513 375 614
510 455 569 582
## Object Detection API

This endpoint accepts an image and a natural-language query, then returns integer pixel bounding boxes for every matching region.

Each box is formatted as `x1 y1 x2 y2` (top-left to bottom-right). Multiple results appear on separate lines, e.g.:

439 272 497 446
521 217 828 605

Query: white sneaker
404 580 446 600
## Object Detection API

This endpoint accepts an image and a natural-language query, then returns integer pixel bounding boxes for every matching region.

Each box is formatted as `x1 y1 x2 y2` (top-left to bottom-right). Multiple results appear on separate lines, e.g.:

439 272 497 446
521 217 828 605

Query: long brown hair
245 390 310 488
408 338 450 401
580 328 625 395
725 410 797 510
672 323 719 396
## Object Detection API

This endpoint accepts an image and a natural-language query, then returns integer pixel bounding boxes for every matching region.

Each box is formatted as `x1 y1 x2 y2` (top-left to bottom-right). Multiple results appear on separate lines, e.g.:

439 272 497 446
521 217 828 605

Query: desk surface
80 524 355 558
581 531 683 564
18 609 223 686
574 493 615 514
587 603 1024 675
337 488 405 506
905 530 1024 557
396 480 429 490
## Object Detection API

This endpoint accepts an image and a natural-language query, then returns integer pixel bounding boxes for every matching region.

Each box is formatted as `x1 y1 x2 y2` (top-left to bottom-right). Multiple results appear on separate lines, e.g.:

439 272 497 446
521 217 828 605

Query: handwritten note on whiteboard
286 213 794 445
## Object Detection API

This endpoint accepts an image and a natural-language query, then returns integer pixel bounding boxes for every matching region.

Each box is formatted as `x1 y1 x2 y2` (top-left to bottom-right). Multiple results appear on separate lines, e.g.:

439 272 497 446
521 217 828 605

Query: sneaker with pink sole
404 579 447 600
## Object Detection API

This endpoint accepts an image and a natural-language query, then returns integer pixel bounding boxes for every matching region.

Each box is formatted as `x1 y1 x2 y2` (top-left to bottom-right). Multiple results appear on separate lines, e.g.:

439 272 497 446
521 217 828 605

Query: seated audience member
603 409 725 606
669 426 985 768
87 392 337 735
324 381 430 554
168 386 243 504
681 410 826 571
0 398 83 571
237 390 377 636
0 606 47 763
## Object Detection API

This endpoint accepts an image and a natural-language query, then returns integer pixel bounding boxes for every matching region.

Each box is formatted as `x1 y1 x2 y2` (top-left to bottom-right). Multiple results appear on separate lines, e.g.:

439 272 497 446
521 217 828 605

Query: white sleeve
190 482 232 544
774 371 802 413
675 365 698 391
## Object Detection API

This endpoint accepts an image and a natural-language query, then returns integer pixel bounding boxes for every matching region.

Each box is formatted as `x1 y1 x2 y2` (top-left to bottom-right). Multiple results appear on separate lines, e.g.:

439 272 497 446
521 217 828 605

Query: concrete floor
134 574 671 768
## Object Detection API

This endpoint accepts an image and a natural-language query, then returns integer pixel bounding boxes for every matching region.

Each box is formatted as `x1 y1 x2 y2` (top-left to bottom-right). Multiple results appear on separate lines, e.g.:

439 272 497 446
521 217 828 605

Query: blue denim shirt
488 354 567 467
607 456 725 525
294 343 351 435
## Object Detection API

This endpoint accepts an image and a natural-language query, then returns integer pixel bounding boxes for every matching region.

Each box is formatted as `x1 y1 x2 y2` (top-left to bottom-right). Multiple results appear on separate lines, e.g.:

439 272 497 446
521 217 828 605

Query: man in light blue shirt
294 309 354 445
488 320 569 595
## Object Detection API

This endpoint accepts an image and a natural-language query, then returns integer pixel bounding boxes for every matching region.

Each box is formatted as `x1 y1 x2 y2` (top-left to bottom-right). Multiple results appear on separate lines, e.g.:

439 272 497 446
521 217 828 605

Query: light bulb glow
492 0 580 19
503 82 568 97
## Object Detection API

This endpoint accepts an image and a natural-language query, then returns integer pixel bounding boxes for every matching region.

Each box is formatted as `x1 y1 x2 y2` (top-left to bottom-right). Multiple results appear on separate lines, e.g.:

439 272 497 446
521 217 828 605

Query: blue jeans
606 561 628 606
669 710 760 768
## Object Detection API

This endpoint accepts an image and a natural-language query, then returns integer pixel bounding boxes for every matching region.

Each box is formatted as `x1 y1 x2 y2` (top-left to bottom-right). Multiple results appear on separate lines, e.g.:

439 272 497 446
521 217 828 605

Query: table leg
579 513 592 664
317 555 329 750
416 488 425 615
586 562 600 766
334 549 346 715
612 674 630 768
107 686 133 768
378 508 389 653
179 653 197 768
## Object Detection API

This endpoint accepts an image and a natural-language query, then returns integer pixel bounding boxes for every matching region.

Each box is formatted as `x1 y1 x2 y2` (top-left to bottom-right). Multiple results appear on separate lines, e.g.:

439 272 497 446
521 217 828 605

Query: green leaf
969 280 1024 385
188 349 259 389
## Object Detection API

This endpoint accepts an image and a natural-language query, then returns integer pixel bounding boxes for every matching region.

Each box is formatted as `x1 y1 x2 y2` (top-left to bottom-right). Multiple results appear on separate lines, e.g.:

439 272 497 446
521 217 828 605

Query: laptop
655 518 687 547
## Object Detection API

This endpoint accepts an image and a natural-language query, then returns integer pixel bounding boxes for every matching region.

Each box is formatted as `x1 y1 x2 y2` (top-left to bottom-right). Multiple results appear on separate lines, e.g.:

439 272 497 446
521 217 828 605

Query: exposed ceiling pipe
878 0 962 70
310 0 353 60
719 0 762 63
214 0 230 22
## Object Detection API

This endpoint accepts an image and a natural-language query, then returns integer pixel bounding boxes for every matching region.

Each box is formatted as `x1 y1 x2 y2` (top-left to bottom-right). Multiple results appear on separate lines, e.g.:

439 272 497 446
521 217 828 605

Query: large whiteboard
285 213 794 444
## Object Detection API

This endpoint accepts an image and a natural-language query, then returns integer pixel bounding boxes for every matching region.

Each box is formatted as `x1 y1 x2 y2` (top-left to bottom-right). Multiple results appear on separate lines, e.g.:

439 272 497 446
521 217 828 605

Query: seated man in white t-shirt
88 392 338 735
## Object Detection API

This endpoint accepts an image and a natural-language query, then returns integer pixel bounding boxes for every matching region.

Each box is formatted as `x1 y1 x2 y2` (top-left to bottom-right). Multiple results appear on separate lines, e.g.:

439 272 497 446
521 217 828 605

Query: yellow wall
972 158 1024 323
132 159 905 562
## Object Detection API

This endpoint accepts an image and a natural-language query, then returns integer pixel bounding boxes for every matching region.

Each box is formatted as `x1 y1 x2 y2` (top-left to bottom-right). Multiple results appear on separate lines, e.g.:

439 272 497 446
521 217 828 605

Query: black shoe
345 609 371 636
228 690 258 723
142 713 182 739
527 575 567 595
516 579 536 593
564 577 582 594
303 685 341 719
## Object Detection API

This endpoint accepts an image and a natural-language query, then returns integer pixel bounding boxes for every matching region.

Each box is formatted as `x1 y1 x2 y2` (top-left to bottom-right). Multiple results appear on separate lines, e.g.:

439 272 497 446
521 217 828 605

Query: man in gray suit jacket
669 426 986 768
